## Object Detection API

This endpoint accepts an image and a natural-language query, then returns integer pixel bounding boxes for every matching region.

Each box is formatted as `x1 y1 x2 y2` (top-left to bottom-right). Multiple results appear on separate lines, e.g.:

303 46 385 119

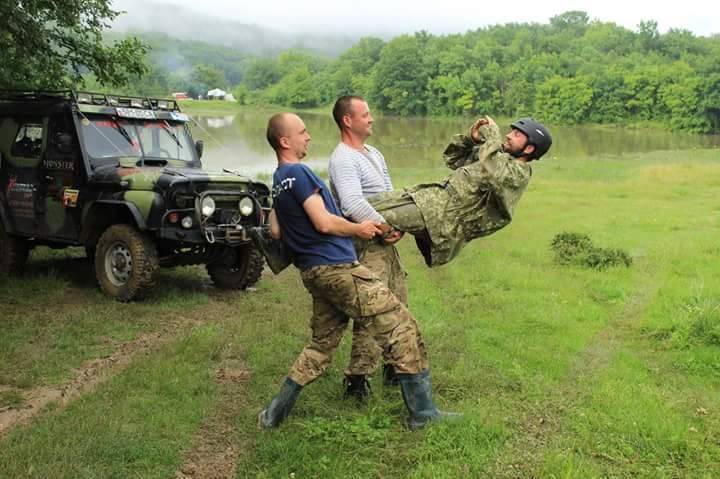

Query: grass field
179 99 334 117
1 148 719 478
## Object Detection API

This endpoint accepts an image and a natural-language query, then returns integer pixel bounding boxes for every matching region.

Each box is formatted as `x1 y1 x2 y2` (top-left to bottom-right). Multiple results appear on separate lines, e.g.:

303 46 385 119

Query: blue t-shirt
272 163 357 269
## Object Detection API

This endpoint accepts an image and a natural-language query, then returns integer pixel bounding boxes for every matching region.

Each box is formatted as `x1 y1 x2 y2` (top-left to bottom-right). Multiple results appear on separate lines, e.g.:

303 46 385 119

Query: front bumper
159 221 253 244
159 190 267 246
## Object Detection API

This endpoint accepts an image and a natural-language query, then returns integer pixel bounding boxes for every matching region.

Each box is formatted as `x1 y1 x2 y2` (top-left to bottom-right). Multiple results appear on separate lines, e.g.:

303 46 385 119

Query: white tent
206 88 227 100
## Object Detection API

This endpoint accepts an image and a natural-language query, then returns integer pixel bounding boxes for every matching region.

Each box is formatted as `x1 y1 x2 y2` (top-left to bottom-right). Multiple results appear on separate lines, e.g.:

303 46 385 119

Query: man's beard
503 142 526 158
507 148 524 158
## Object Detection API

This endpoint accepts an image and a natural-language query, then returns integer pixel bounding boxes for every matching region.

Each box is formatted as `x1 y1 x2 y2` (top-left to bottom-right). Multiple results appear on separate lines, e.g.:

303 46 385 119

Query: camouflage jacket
405 123 532 266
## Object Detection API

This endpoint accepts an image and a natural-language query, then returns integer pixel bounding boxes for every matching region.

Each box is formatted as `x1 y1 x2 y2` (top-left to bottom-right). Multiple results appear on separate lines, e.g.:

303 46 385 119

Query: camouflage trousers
369 191 437 267
368 191 427 236
345 241 422 377
287 262 429 386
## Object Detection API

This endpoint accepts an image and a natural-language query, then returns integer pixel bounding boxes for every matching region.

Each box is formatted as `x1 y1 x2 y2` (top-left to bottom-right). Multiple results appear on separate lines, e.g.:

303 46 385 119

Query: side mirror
195 140 204 159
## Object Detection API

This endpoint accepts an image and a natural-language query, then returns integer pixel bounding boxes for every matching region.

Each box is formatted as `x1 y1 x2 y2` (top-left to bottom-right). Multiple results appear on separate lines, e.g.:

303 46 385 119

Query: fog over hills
111 0 361 57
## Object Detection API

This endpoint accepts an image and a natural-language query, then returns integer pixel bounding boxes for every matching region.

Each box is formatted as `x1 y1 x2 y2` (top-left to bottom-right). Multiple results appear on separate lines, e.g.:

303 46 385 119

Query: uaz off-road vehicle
0 91 270 301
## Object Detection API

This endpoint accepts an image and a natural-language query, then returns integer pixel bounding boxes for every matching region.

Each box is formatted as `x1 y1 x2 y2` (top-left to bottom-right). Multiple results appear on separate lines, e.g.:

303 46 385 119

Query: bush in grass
551 232 632 270
686 302 720 346
661 297 720 348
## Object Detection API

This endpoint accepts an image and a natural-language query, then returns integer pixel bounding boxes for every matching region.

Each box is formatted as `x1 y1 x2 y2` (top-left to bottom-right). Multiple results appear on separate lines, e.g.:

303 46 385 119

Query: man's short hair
332 95 365 130
266 113 288 151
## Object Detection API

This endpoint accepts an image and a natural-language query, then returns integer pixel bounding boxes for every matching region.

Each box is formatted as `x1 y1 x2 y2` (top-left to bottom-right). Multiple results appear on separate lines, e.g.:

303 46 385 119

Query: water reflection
187 111 720 177
201 116 235 129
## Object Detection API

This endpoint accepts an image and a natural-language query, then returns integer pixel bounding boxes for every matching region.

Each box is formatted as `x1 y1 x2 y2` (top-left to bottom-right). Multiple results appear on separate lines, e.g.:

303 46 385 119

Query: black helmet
510 118 552 160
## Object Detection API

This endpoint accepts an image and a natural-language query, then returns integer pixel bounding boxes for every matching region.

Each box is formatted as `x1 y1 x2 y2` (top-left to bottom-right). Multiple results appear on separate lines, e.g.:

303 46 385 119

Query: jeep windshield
79 114 195 166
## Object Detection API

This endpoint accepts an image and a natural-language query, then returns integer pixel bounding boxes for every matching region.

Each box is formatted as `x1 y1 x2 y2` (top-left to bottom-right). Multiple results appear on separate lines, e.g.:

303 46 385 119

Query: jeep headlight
239 197 254 216
201 196 216 217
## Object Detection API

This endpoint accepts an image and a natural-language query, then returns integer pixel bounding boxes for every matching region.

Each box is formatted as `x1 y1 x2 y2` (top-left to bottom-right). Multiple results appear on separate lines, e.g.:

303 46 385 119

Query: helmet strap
508 139 533 159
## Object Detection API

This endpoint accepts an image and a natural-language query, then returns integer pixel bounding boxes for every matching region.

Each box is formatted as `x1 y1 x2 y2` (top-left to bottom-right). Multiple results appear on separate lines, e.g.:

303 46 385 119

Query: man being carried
368 116 552 267
257 112 457 430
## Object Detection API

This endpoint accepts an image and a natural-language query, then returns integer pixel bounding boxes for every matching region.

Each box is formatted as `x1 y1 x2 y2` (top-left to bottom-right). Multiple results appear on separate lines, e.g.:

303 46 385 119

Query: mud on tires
0 223 29 275
95 224 159 302
207 244 264 290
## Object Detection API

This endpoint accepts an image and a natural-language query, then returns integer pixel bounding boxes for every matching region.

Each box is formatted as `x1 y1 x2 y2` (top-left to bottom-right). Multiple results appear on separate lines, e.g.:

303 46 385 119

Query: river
186 110 720 176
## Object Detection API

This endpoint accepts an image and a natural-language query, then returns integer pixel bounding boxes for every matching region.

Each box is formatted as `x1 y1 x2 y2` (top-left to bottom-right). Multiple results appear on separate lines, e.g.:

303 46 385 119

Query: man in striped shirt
328 96 423 399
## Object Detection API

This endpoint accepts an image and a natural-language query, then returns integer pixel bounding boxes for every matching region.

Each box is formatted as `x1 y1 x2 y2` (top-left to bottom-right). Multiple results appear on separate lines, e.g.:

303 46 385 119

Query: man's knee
363 305 426 370
289 345 336 386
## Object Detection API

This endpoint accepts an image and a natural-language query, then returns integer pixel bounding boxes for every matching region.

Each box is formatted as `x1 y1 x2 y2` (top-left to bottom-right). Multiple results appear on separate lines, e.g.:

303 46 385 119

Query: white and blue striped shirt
328 142 393 224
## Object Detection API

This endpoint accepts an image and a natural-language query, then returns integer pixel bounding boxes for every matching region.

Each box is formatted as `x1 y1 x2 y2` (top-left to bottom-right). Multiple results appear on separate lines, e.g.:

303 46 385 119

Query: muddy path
491 281 659 478
0 315 201 437
174 361 252 479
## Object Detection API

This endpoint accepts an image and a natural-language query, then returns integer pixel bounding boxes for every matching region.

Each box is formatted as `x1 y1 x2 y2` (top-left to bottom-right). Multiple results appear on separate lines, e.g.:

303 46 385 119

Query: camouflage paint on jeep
0 90 270 300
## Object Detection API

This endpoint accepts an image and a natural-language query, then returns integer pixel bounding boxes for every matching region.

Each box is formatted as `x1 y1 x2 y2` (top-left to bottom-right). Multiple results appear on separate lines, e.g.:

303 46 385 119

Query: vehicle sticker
169 112 189 122
43 159 75 170
62 188 79 208
116 107 156 120
6 176 35 218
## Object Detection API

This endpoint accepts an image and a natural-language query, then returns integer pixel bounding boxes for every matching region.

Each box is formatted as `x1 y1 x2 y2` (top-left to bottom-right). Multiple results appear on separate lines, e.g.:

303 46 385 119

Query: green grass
180 99 333 117
180 99 251 114
0 251 211 390
1 148 720 477
0 324 221 478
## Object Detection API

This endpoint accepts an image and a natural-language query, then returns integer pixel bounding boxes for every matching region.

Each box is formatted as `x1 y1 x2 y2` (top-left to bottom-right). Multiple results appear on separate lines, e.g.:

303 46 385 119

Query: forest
117 11 720 132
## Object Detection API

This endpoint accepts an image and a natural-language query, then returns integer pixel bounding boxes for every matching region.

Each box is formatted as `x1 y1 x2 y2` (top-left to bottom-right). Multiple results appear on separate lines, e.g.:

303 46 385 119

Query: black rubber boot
382 363 399 387
413 229 433 267
343 375 372 401
397 369 460 430
258 378 303 429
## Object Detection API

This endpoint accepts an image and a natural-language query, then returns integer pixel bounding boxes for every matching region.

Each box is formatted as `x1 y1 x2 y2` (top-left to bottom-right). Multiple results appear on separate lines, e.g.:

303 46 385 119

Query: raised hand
470 116 496 143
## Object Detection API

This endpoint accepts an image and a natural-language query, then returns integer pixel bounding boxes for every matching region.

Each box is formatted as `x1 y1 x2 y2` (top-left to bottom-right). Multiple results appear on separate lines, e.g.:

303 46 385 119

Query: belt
299 261 360 272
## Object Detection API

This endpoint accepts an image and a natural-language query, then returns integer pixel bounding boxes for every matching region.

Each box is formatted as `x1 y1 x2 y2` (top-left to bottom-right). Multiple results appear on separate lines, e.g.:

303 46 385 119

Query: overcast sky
114 0 719 37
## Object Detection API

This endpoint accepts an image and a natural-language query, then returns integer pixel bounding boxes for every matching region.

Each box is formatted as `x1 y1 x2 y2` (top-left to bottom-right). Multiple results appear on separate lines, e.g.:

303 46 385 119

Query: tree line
226 11 720 133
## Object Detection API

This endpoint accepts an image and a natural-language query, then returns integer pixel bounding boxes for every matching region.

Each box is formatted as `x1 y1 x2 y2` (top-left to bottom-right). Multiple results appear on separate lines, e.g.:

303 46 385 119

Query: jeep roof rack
0 90 181 112
73 91 182 112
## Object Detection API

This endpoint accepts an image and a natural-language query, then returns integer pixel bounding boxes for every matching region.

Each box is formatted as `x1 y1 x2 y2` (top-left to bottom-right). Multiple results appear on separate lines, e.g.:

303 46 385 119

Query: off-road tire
0 223 29 275
207 244 264 290
95 224 158 302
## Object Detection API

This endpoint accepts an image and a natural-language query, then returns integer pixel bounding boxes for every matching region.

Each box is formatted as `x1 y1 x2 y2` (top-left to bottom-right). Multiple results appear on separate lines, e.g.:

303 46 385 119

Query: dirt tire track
174 359 251 479
491 281 659 478
0 315 201 437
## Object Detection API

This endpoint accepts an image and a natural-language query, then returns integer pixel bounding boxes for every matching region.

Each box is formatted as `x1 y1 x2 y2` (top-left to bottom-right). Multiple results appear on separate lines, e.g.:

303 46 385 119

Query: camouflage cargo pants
368 191 427 235
287 262 429 386
345 241 425 376
369 190 437 267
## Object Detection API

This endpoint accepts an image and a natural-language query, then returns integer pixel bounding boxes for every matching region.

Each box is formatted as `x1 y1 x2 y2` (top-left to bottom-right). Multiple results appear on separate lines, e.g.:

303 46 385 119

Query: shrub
551 232 632 270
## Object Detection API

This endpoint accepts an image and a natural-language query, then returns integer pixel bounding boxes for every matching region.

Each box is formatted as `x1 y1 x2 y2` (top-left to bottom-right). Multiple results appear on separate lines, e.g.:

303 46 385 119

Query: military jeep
0 91 270 301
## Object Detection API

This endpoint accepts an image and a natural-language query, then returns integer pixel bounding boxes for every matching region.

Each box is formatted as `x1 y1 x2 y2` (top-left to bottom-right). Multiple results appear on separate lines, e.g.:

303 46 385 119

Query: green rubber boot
397 369 461 430
258 378 303 429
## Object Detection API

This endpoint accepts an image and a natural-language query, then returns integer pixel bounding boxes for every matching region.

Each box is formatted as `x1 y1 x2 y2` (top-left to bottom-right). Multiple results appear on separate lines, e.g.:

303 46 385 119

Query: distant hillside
111 0 358 57
104 31 251 85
